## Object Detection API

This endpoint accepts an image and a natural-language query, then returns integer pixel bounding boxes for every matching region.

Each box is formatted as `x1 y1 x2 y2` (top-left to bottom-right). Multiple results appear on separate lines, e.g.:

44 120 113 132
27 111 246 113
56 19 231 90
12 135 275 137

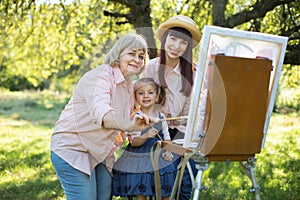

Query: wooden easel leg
169 162 181 199
240 157 261 200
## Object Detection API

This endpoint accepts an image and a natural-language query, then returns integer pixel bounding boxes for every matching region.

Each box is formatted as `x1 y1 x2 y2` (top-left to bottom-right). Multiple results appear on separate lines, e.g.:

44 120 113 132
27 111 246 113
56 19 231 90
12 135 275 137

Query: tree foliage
0 0 299 91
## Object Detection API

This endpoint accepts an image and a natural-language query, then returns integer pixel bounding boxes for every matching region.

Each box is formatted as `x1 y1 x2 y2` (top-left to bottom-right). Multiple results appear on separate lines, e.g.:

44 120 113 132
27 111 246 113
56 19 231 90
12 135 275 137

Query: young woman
142 15 200 141
50 33 158 200
141 15 201 200
112 77 177 200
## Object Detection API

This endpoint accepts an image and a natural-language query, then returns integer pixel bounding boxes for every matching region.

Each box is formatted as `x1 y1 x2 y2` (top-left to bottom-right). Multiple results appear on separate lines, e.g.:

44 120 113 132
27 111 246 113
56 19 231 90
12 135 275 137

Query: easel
161 55 273 200
151 26 288 200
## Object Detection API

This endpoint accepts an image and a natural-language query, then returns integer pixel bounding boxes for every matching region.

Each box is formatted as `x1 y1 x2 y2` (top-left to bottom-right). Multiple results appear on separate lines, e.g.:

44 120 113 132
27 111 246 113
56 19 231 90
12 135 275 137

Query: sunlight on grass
0 117 62 199
2 166 37 182
0 90 64 199
201 112 300 199
0 90 299 199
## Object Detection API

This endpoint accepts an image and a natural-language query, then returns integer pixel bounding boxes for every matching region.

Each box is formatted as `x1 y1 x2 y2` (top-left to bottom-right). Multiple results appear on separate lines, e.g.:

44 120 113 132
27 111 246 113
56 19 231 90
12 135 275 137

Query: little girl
112 77 177 200
141 15 201 199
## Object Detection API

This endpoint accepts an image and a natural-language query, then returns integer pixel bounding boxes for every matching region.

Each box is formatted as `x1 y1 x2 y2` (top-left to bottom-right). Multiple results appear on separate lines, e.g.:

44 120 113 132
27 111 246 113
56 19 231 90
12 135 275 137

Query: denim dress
112 112 178 198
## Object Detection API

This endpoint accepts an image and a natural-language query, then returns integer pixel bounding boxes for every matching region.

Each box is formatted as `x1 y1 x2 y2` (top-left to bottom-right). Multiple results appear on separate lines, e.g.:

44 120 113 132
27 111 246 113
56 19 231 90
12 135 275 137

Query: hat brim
157 20 200 48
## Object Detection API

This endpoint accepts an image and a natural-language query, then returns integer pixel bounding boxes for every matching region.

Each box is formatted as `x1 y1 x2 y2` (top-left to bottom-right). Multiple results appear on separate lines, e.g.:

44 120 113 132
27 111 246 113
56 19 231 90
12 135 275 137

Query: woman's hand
134 112 160 124
171 118 187 126
130 113 159 131
102 111 159 132
166 114 187 126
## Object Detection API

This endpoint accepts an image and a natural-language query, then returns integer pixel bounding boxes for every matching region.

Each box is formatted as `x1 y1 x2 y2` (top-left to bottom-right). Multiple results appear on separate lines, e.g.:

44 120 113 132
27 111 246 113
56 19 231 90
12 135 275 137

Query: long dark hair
158 27 193 97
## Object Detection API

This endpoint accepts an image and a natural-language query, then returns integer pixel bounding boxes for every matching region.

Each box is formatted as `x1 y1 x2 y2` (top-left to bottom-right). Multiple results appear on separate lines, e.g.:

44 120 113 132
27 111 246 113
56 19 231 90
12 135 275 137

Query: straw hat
157 15 200 48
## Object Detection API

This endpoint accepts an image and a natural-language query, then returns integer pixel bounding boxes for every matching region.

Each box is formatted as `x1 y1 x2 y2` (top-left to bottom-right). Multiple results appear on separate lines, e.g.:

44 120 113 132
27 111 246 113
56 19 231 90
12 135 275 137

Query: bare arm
130 128 158 147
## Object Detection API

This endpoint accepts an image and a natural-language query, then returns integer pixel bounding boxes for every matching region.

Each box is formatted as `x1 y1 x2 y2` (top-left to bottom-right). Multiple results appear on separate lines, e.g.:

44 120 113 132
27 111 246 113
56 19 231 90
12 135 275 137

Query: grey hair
104 33 148 67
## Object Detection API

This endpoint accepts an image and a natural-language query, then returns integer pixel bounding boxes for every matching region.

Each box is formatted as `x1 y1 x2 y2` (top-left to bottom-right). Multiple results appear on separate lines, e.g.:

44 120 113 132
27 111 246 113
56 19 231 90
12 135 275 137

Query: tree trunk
105 0 157 58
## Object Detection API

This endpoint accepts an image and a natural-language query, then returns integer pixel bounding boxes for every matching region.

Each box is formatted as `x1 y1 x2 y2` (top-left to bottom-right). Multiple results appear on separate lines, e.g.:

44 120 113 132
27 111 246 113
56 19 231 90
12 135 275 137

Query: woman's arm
102 111 158 132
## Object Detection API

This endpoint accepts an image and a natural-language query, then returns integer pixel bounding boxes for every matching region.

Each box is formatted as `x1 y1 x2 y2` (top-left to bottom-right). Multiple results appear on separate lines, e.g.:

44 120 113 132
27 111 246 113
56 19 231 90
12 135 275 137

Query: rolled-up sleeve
92 71 115 126
75 65 115 128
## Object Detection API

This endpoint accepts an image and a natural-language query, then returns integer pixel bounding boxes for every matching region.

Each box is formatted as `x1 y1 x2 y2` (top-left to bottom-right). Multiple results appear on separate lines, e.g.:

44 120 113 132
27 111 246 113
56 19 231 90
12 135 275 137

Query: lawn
0 89 299 199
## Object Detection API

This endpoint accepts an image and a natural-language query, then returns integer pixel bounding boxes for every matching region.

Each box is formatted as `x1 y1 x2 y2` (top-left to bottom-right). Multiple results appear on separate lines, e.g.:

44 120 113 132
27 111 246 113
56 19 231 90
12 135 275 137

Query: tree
103 0 300 65
0 0 130 90
0 0 299 91
103 0 157 58
210 0 299 65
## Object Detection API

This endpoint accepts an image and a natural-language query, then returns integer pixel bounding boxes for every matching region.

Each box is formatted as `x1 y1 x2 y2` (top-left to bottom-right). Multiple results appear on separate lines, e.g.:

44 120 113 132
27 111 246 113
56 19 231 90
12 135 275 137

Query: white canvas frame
184 25 288 151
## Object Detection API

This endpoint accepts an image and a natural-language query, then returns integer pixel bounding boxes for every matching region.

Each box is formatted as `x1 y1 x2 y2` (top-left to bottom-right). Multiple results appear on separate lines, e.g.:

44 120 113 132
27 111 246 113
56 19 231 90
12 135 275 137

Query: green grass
0 89 299 199
0 90 68 200
200 112 300 199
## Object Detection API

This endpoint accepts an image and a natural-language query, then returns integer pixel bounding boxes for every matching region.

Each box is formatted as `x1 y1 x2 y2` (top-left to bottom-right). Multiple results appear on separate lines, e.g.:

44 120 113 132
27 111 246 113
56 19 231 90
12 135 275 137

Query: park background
0 0 299 199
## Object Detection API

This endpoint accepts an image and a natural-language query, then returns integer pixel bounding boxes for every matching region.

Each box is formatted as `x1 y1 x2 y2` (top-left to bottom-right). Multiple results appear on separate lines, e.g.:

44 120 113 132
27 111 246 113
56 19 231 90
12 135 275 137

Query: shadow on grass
0 175 64 200
0 93 69 128
257 157 300 200
1 92 299 199
190 155 300 200
0 138 64 199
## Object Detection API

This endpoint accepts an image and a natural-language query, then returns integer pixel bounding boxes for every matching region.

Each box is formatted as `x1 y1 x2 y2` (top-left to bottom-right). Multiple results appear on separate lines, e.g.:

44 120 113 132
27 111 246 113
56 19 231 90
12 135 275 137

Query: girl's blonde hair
134 77 166 107
104 33 148 70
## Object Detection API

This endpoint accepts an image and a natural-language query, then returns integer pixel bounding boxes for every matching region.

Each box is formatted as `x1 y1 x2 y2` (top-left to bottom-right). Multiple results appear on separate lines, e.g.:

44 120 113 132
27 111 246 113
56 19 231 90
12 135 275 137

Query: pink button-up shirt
141 58 195 132
51 64 134 175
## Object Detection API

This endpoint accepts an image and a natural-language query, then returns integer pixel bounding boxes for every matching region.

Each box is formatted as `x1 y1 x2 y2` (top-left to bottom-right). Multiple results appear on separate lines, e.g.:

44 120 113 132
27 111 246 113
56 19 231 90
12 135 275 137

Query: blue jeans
51 151 112 200
172 157 197 200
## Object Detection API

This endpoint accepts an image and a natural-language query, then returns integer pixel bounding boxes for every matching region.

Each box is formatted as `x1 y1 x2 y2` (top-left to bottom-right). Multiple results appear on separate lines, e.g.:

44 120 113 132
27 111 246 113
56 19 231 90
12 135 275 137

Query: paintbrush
158 116 188 122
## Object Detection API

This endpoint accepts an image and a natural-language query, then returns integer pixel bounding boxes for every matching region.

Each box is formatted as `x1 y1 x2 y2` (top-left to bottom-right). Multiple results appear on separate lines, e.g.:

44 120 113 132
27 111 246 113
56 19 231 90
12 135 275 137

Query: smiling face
164 33 188 60
135 83 159 111
118 48 146 77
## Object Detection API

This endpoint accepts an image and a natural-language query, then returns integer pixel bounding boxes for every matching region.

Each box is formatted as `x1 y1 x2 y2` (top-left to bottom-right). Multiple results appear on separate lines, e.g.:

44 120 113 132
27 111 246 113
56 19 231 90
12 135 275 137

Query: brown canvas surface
201 55 272 161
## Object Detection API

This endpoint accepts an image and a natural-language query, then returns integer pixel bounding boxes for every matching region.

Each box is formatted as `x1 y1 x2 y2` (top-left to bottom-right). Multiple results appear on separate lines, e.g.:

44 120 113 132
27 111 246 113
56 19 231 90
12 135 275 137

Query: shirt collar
154 58 181 75
112 66 133 92
173 62 181 74
112 67 126 84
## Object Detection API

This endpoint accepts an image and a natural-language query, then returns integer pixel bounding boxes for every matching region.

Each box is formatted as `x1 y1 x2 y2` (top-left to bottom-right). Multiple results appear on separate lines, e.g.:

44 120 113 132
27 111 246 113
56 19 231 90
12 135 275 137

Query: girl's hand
162 151 173 162
146 128 158 138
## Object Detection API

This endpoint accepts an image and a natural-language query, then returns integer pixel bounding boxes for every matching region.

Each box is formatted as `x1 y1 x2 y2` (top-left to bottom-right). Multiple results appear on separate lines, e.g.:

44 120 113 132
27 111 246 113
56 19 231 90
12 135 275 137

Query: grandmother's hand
131 113 159 131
